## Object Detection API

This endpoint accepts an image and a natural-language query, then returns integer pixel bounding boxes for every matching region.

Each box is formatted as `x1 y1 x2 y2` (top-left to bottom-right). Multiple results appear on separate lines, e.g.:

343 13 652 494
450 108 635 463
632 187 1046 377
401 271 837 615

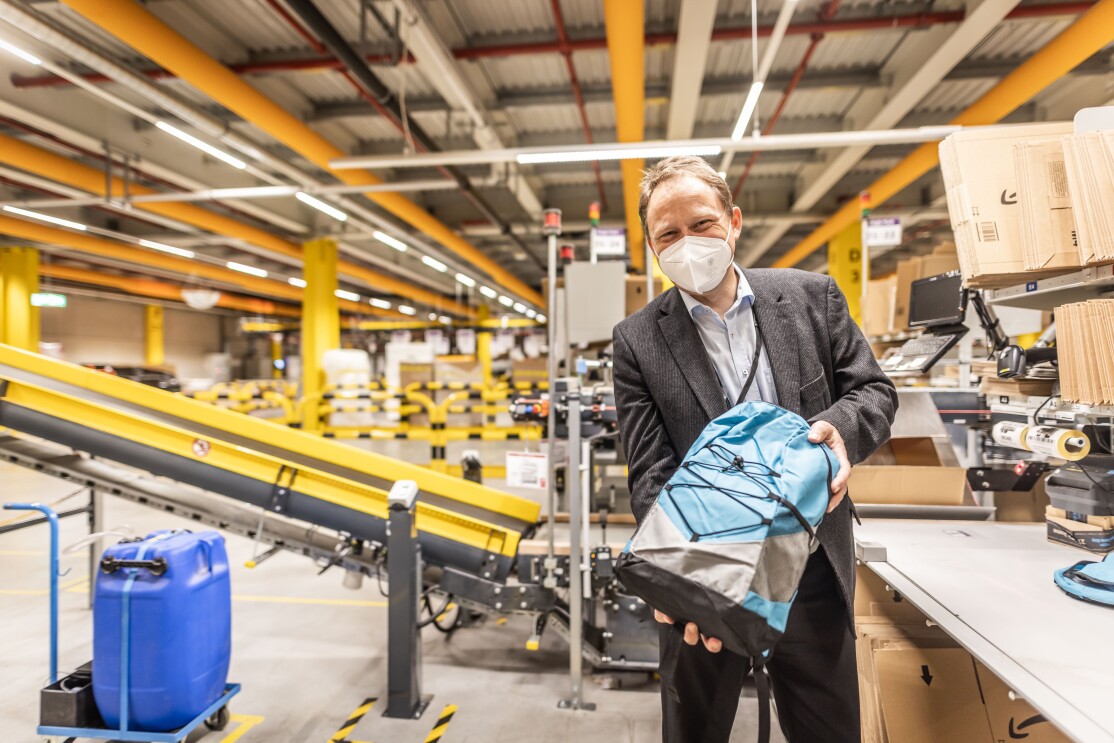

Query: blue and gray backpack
615 400 837 740
1055 553 1114 607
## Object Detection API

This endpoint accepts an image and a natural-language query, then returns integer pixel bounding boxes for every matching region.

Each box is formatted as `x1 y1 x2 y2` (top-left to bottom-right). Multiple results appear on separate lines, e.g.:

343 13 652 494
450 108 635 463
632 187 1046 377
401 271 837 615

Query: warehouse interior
1 0 1114 741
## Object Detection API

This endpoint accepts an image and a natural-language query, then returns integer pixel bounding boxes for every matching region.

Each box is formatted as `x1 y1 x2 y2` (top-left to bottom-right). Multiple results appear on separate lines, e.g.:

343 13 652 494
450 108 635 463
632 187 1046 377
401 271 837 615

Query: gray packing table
854 521 1114 743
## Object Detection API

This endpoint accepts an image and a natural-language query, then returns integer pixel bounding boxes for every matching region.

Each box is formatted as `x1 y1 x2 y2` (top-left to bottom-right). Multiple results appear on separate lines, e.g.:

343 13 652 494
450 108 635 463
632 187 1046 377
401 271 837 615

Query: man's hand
653 609 722 653
808 420 851 513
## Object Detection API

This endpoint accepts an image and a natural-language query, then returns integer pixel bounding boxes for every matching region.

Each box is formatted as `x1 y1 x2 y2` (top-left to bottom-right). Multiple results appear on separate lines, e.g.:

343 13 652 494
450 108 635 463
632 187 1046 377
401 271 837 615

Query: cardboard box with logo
939 122 1076 288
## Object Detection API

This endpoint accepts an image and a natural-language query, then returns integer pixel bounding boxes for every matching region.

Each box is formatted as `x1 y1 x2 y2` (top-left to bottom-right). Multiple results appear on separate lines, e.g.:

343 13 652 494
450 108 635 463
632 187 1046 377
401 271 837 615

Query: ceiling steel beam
666 0 718 140
10 2 1093 88
774 0 1114 269
59 0 543 308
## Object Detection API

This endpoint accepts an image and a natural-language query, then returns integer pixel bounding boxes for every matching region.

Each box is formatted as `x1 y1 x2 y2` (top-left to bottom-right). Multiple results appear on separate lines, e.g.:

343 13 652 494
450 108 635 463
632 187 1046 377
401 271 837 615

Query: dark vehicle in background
83 364 182 392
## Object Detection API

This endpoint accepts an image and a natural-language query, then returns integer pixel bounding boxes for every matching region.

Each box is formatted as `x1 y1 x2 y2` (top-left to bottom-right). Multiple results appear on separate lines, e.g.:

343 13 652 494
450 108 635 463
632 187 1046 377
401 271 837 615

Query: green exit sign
31 292 67 308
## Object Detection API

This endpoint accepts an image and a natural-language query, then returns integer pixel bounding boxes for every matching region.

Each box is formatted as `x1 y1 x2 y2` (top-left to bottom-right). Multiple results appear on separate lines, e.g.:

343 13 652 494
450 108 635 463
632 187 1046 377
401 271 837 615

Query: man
613 156 898 743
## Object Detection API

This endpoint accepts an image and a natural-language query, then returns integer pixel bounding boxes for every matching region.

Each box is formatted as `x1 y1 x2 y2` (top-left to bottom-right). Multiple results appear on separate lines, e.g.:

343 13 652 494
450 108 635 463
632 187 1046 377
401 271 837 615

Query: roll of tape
992 421 1030 451
1026 426 1091 461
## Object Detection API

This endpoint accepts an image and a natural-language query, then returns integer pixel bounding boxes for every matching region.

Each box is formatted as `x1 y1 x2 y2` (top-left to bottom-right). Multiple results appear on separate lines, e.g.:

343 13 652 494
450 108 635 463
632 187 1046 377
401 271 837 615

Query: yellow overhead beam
61 0 544 309
40 263 302 317
0 132 474 318
0 216 407 319
0 247 40 351
774 0 1114 269
604 0 646 273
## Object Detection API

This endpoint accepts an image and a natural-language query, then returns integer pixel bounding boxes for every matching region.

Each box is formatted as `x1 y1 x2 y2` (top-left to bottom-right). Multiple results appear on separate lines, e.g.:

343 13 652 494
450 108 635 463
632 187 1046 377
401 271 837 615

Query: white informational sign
864 217 903 247
590 227 627 260
455 328 476 355
505 451 549 490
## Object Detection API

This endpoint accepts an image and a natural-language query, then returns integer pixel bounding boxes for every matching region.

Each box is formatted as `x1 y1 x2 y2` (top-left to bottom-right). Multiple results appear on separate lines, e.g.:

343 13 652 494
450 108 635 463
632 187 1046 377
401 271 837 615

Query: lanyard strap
736 310 765 405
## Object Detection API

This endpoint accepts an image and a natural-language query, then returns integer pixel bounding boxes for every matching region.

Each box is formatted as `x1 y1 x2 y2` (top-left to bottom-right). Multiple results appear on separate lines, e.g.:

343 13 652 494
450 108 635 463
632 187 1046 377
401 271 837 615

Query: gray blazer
612 268 898 621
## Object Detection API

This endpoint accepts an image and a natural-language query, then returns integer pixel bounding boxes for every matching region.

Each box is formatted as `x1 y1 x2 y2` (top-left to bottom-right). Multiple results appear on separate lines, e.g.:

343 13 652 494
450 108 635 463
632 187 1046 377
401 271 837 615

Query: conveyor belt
0 344 540 580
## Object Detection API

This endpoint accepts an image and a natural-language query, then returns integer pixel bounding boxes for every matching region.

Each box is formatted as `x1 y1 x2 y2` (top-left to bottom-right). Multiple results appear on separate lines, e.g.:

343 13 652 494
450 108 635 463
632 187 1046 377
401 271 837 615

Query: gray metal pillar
385 479 429 719
88 488 103 610
559 384 595 711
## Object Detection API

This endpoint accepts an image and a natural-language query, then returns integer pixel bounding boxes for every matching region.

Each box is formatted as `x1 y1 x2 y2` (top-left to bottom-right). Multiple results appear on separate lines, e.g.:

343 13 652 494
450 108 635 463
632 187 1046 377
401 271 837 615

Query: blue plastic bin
93 530 231 732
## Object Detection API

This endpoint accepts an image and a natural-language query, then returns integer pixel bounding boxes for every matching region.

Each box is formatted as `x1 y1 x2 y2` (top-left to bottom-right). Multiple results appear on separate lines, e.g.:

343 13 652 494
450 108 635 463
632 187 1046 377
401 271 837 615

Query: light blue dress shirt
679 264 779 406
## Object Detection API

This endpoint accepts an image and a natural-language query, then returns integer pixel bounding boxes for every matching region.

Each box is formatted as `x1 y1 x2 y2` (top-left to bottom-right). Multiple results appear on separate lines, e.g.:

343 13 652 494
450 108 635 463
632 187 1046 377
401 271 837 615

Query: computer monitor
908 270 966 329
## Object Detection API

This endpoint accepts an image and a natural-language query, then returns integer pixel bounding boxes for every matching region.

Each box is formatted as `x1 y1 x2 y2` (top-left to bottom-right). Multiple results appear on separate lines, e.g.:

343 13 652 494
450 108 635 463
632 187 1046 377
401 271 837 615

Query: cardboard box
975 661 1071 742
511 357 548 385
398 362 433 389
874 647 994 743
854 564 925 621
1014 137 1081 272
994 479 1051 523
864 276 897 338
851 465 969 506
893 257 922 331
625 276 663 316
1046 506 1114 554
434 355 484 384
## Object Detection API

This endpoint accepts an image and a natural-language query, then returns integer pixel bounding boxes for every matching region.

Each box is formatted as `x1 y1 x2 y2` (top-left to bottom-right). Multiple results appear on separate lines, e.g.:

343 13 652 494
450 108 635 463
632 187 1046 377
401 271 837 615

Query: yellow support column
828 222 863 327
476 304 493 388
0 247 40 351
145 304 165 366
301 238 339 432
271 333 284 379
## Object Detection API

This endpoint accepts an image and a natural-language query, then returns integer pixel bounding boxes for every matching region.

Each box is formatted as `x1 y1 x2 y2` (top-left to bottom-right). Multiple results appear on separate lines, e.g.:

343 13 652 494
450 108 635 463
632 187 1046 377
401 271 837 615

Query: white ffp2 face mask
656 235 734 295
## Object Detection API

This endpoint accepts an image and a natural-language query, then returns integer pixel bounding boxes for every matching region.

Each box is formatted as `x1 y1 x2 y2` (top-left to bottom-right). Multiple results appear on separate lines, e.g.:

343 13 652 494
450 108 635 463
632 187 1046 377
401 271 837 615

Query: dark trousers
658 548 860 743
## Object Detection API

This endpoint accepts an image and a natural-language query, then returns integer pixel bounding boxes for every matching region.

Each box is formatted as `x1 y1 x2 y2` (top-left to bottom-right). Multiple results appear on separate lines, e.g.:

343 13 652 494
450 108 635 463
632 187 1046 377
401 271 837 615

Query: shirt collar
679 264 754 318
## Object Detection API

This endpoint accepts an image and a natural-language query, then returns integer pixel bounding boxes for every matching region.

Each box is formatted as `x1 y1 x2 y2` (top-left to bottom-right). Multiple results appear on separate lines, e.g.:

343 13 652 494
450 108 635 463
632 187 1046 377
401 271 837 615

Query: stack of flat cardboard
864 276 897 337
939 122 1075 287
1056 299 1114 404
1013 137 1080 272
1062 132 1114 264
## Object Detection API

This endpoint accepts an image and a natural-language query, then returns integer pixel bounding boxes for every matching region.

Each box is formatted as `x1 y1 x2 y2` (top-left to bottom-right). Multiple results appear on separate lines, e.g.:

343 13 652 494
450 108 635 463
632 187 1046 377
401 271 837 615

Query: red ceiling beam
10 2 1093 89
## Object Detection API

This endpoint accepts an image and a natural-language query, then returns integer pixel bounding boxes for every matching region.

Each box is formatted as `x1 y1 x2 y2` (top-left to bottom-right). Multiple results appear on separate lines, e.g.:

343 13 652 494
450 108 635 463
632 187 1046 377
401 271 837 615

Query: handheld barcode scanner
997 323 1057 379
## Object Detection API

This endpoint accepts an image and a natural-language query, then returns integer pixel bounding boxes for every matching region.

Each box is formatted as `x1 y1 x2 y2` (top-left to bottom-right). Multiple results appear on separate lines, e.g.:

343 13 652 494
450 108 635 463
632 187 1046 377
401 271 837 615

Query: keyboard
880 333 963 375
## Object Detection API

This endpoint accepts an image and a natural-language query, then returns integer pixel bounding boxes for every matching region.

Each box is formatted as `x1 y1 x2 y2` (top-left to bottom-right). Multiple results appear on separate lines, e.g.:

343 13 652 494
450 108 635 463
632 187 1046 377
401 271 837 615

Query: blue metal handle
3 502 60 684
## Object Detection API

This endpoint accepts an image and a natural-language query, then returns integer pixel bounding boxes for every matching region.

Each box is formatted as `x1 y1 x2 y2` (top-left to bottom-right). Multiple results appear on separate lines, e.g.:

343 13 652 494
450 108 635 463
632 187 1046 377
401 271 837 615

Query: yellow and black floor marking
329 696 377 743
423 704 458 743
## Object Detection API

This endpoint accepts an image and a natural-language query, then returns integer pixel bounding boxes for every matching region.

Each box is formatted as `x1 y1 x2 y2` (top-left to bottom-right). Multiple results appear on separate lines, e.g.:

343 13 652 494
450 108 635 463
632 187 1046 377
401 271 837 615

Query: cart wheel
205 705 230 731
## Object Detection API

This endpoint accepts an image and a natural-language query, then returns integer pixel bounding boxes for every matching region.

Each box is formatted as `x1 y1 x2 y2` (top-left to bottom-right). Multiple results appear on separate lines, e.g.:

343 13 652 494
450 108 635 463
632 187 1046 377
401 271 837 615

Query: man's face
645 174 743 257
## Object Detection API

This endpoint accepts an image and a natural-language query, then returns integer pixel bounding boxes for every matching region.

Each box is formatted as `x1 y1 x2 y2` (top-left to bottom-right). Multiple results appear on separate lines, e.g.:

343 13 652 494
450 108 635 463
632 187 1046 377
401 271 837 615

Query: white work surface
855 521 1114 743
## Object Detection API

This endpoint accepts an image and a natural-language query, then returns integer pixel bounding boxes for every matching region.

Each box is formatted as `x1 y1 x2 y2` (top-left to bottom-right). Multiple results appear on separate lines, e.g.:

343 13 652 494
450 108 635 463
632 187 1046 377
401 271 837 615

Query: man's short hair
638 156 733 232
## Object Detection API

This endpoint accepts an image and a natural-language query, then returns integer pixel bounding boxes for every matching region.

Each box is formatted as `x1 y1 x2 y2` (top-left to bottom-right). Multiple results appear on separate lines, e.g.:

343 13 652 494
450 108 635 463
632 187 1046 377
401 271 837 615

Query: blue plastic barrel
93 530 231 731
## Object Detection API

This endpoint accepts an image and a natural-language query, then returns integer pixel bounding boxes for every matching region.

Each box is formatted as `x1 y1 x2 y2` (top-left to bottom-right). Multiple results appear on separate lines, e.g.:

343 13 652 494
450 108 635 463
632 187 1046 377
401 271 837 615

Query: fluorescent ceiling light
398 305 416 316
155 121 247 170
0 39 42 66
513 302 527 313
373 231 408 252
138 238 194 259
334 289 360 302
498 295 514 307
226 261 267 277
31 292 66 308
2 205 87 231
525 309 537 318
369 298 391 310
438 316 452 325
717 171 727 180
479 285 498 299
537 314 547 323
731 82 765 140
296 192 348 222
288 277 307 288
428 312 437 321
517 144 720 165
455 273 476 288
421 255 448 272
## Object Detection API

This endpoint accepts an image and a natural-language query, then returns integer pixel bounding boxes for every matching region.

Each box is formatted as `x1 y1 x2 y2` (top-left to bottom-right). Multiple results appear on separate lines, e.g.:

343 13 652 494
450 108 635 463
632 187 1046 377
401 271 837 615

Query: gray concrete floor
0 459 783 743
